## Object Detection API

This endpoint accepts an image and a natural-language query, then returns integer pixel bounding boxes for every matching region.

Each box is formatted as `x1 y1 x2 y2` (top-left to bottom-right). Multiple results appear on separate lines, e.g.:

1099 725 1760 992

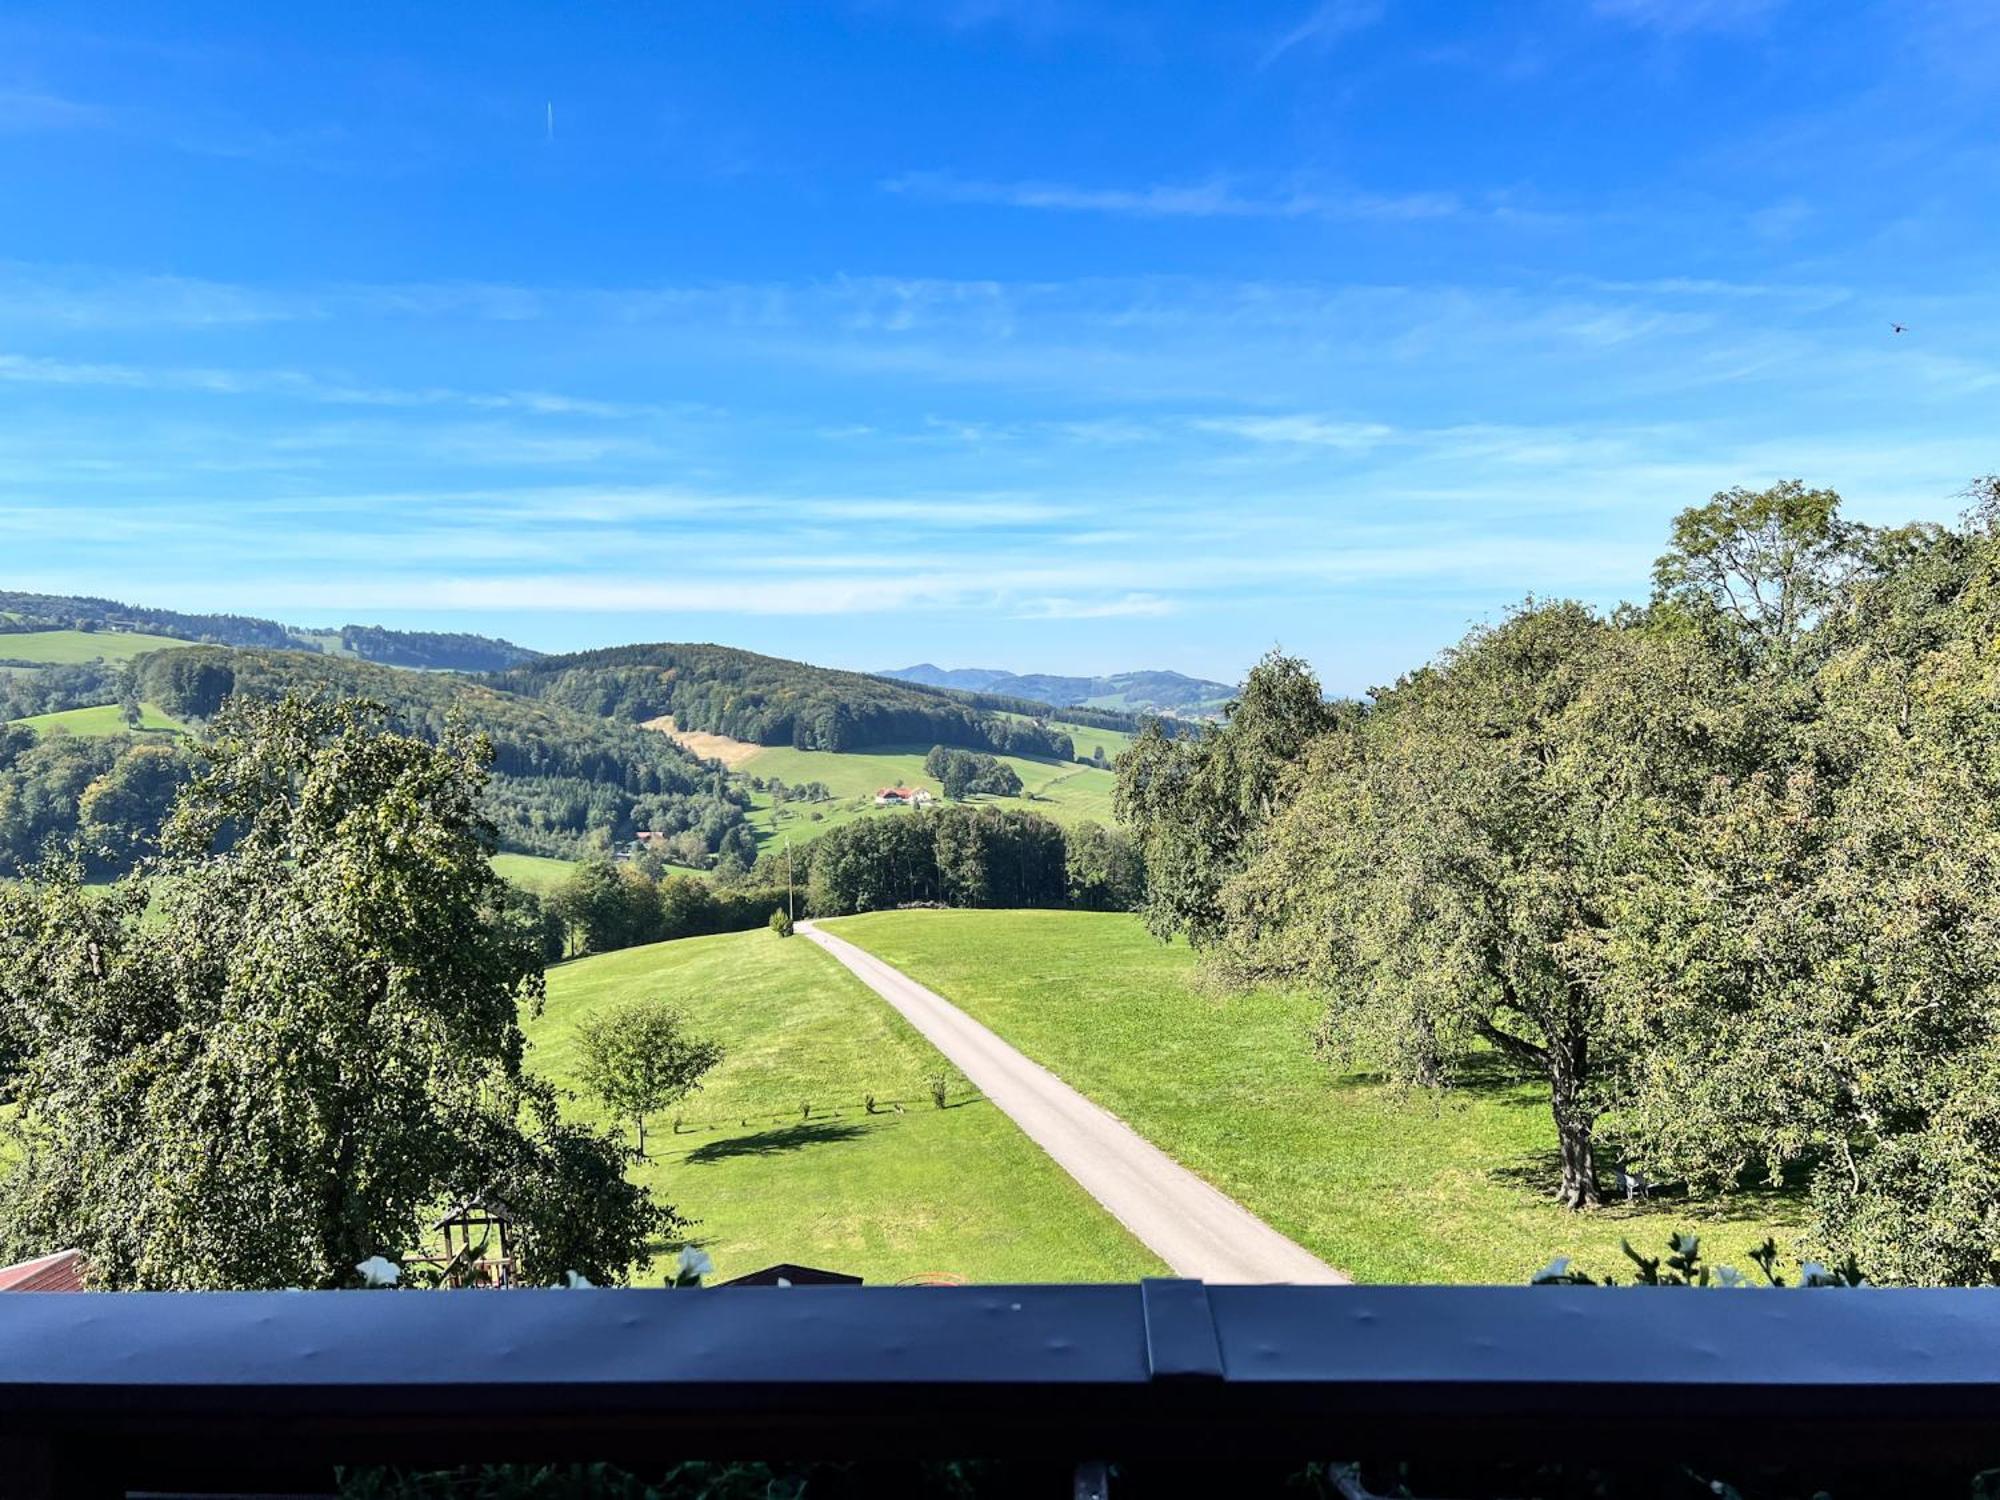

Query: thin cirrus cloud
880 170 1462 222
1260 0 1387 66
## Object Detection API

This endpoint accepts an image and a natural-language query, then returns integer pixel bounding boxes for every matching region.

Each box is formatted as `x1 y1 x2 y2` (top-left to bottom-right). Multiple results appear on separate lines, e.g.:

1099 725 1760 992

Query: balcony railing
3 1278 1999 1496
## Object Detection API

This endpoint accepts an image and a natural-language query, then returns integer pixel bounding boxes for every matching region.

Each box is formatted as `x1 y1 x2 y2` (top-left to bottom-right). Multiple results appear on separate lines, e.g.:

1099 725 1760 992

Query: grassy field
0 629 191 665
526 928 1162 1285
710 739 1123 856
999 712 1136 764
491 852 578 893
11 701 188 737
827 910 1805 1285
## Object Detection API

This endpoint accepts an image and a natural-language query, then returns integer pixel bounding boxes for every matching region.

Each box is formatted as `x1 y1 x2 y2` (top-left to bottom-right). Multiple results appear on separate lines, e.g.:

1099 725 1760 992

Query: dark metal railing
4 1279 2000 1496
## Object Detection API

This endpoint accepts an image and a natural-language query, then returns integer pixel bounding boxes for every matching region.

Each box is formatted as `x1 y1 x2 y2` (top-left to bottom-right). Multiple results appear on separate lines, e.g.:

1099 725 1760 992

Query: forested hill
490 643 1077 758
0 590 538 672
124 647 753 863
882 663 1234 718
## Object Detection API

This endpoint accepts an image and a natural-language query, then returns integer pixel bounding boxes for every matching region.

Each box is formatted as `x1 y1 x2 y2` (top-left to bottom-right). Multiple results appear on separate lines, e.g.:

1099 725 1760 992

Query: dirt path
798 921 1349 1285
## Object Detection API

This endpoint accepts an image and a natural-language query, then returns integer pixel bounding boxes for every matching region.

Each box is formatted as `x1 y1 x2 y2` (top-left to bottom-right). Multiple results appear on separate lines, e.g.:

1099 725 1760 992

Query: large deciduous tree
0 694 671 1289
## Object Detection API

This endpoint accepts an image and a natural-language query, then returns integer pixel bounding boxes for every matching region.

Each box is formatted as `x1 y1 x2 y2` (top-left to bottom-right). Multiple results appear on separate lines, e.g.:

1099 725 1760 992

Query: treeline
0 728 189 876
1119 477 2000 1285
0 660 126 718
538 859 796 958
0 589 537 669
492 643 1076 758
797 806 1141 916
124 648 758 864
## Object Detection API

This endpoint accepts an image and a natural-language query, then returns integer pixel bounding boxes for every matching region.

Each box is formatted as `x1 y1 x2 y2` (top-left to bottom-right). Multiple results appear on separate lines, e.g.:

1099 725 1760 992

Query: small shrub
1532 1232 1868 1288
929 1073 949 1110
769 908 794 938
801 1100 811 1120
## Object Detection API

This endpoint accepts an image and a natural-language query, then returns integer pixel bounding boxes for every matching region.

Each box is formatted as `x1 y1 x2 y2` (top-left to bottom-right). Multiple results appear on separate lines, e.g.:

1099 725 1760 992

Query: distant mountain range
0 590 539 673
881 663 1235 718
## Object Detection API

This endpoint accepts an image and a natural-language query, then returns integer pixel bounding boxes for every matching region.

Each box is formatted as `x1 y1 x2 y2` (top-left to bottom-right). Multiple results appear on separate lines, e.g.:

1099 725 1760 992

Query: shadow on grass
681 1121 868 1165
1487 1149 1809 1227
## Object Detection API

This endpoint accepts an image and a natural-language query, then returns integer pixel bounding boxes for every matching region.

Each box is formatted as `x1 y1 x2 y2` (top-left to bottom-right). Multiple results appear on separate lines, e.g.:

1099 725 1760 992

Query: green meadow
0 629 191 665
11 702 188 738
525 928 1161 1285
828 909 1803 1285
738 736 1122 854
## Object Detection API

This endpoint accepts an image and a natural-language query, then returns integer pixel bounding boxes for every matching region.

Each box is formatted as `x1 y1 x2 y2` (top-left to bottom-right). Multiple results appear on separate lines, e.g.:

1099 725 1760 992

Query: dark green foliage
0 695 671 1289
129 647 753 861
1062 820 1144 911
804 804 1069 915
0 588 535 669
923 744 1024 799
1120 478 2000 1278
494 643 1074 757
0 660 125 717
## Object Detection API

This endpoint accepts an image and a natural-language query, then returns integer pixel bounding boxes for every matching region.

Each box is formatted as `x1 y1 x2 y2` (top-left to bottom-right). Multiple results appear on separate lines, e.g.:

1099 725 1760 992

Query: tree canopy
0 694 670 1288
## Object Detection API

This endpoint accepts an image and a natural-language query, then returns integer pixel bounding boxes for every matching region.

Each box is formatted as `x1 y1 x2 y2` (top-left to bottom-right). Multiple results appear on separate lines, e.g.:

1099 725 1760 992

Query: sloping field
0 629 191 664
641 714 766 769
526 928 1161 1284
827 909 1804 1285
12 702 187 737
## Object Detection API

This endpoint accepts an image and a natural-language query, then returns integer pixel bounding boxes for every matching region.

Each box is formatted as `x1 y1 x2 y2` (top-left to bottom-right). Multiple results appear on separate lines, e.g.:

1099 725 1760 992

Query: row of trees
0 729 191 876
493 643 1077 757
1119 478 2000 1283
0 696 667 1289
800 805 1142 916
545 858 796 959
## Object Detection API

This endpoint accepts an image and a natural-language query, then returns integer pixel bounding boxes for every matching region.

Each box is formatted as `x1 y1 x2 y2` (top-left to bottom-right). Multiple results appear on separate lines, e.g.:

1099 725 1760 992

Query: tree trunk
636 1116 647 1158
1550 1077 1601 1210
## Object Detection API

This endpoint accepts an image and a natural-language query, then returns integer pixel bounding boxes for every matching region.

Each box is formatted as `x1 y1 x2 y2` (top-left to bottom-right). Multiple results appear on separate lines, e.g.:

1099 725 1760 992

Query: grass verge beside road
527 928 1162 1285
828 909 1803 1284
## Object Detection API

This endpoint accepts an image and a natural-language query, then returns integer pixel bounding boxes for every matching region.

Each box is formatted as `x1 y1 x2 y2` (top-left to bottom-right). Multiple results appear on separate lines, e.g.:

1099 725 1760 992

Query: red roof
0 1249 86 1292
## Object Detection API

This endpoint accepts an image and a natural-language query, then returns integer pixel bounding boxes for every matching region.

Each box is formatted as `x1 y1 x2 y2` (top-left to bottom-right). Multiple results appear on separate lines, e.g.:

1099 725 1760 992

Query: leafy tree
1064 821 1144 911
76 741 188 864
574 1000 724 1156
1115 650 1340 946
0 694 671 1288
1651 478 1869 660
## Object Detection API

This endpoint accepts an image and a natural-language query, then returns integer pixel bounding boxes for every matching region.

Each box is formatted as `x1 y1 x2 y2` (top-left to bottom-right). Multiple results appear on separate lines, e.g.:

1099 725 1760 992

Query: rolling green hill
827 909 1803 1285
0 629 192 665
526 928 1160 1284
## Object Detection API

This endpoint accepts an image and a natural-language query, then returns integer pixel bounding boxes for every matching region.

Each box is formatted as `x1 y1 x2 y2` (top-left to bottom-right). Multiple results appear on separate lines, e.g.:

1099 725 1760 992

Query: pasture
646 726 1125 855
828 909 1803 1285
0 629 191 665
11 702 188 737
526 928 1161 1285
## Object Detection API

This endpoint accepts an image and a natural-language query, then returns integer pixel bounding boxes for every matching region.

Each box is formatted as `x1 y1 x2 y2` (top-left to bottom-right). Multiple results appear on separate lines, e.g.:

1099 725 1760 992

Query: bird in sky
1892 322 1908 334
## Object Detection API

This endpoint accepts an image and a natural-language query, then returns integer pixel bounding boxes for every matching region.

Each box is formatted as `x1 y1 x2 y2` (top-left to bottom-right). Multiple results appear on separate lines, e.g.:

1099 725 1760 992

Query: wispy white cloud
1593 0 1785 35
1261 0 1386 67
0 87 109 133
1016 592 1173 619
882 170 1460 221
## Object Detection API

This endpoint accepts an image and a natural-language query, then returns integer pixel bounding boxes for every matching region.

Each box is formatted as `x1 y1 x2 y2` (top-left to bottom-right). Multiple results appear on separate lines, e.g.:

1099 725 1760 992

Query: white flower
1715 1266 1749 1288
675 1246 714 1284
354 1255 401 1288
1532 1256 1572 1283
561 1270 594 1289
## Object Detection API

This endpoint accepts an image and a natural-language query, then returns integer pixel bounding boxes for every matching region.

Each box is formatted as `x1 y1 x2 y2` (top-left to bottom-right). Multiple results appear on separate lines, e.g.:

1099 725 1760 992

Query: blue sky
1 1 1994 692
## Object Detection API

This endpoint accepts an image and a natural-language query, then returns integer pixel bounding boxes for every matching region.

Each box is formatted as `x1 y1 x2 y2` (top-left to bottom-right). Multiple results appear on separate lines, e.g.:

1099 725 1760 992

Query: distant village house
873 786 933 808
